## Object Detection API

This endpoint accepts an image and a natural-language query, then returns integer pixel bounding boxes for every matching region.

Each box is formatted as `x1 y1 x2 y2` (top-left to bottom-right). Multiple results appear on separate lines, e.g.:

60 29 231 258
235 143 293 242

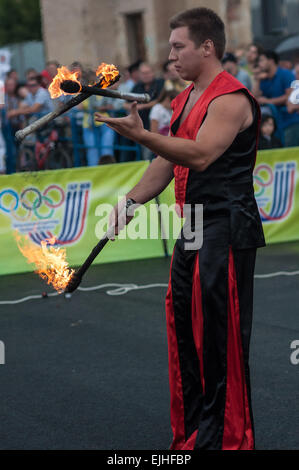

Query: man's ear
202 39 214 57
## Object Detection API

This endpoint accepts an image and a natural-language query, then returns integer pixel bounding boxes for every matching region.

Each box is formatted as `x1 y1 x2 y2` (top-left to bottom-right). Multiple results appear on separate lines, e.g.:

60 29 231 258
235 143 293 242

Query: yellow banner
0 147 298 276
253 147 299 244
0 162 166 276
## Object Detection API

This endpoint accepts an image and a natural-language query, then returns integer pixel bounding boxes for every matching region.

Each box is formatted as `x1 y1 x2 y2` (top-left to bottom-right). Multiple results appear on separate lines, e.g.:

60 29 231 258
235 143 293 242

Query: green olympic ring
253 175 265 198
32 195 54 220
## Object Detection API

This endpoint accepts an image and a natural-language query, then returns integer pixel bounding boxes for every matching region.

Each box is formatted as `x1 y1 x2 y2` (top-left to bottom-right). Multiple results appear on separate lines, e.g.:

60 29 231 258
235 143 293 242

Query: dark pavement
0 242 298 449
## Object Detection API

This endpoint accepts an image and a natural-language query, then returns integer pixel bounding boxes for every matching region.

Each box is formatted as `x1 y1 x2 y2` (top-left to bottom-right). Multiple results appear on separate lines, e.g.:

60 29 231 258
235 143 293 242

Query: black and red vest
170 70 266 250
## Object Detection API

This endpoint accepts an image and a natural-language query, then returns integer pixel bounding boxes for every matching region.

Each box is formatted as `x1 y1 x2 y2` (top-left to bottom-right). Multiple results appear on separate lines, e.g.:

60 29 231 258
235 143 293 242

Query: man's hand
94 101 146 141
7 109 18 118
108 197 136 241
287 101 299 114
257 96 269 104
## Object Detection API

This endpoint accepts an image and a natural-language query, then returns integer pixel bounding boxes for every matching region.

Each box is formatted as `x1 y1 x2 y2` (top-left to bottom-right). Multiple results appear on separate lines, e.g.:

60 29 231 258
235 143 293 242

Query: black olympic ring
20 187 42 211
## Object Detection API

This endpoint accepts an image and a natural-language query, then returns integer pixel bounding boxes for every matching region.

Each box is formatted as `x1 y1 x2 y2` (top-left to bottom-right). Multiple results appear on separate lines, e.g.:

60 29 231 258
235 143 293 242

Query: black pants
165 220 256 450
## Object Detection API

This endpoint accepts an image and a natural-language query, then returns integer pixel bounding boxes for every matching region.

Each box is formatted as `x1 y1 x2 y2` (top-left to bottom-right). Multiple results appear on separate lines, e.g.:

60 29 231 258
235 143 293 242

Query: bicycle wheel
44 144 73 170
17 146 37 172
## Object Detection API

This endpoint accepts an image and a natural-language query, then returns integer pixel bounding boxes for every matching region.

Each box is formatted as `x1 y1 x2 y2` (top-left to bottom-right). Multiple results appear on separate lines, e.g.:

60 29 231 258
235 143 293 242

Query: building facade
40 0 253 71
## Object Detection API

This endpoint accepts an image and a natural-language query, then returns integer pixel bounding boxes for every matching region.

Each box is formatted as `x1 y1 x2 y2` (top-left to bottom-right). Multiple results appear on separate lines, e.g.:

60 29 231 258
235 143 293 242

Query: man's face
47 63 58 78
5 78 17 94
168 27 203 81
247 45 258 63
261 118 274 137
131 69 140 83
223 60 238 76
27 80 39 95
139 65 154 85
259 54 270 73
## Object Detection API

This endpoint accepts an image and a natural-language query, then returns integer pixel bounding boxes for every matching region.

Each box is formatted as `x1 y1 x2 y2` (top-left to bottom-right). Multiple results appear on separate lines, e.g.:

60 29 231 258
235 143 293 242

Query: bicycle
17 118 73 171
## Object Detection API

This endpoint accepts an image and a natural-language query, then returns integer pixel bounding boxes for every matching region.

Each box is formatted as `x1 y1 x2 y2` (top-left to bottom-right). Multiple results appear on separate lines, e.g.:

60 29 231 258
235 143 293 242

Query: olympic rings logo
0 185 65 220
253 164 273 198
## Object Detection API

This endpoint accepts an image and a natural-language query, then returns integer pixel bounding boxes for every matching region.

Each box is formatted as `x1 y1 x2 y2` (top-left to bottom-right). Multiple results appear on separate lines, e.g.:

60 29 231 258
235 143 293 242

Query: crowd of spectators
223 45 299 150
0 43 299 174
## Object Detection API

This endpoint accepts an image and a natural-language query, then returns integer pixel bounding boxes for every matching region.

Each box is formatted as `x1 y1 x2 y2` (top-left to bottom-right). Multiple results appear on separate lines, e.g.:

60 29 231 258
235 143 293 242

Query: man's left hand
257 96 269 105
7 109 18 118
94 101 146 142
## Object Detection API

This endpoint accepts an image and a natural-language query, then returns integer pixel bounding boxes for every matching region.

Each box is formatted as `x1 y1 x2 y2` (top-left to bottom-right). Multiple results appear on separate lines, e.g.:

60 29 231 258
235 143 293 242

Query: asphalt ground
0 241 298 450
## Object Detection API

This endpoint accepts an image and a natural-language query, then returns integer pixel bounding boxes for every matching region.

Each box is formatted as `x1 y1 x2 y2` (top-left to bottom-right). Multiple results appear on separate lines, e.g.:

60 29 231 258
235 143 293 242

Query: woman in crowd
150 88 178 136
258 115 283 150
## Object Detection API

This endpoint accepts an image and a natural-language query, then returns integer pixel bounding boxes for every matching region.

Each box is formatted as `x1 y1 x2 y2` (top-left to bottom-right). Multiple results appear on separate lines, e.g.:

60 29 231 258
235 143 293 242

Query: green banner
0 147 298 276
160 147 299 247
0 162 167 276
252 147 299 244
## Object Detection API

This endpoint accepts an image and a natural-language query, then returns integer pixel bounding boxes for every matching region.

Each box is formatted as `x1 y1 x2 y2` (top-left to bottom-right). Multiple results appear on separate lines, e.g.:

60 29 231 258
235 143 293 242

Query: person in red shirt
95 7 265 450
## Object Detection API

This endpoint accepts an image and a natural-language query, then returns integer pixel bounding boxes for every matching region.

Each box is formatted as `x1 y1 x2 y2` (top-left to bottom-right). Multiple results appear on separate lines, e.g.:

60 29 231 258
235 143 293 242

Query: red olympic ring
253 164 274 187
42 185 65 209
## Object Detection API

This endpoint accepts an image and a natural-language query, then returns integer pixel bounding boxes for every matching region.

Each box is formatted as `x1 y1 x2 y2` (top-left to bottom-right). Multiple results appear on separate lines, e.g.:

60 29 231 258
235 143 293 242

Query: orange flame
48 66 82 99
95 63 119 88
15 232 74 293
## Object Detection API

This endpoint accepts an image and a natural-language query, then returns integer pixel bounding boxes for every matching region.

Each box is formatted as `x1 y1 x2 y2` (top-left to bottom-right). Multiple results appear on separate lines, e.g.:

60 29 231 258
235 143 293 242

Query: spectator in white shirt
7 76 54 120
150 89 178 136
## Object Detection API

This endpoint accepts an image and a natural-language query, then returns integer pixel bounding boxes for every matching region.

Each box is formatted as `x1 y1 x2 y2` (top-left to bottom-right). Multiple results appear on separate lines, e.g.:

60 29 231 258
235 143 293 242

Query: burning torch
64 199 136 294
15 63 150 142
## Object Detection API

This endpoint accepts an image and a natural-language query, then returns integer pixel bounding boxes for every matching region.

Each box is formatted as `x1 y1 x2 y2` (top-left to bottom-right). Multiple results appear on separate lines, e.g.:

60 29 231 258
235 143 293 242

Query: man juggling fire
94 7 266 450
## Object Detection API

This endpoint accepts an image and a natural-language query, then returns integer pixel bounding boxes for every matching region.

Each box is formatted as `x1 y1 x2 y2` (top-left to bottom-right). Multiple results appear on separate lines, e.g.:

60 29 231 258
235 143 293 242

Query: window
261 0 287 35
125 13 146 63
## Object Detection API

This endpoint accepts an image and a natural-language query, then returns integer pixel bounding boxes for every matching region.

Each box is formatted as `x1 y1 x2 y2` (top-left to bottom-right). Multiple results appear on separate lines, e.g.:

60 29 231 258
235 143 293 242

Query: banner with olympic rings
0 148 298 276
159 146 299 251
252 146 299 244
0 161 168 276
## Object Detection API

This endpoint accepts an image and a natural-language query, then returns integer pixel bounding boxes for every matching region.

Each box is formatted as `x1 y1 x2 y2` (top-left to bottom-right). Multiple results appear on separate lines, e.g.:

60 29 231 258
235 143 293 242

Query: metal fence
1 109 142 173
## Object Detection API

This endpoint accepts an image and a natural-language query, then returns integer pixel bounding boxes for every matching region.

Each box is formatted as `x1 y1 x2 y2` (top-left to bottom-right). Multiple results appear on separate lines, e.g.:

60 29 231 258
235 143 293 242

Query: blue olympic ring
0 189 19 213
1 185 65 219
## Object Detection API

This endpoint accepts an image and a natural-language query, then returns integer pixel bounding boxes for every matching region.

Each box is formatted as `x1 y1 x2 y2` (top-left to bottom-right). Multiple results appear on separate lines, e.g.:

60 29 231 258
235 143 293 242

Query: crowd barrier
1 109 142 174
0 146 298 276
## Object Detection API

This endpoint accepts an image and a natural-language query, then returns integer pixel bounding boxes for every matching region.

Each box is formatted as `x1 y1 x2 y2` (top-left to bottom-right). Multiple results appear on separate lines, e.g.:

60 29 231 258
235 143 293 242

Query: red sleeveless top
170 70 265 249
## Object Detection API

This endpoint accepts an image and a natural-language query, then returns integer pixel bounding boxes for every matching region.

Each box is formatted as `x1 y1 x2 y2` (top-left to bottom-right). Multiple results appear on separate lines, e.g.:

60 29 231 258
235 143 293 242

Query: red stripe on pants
222 247 254 450
192 252 205 395
165 255 185 450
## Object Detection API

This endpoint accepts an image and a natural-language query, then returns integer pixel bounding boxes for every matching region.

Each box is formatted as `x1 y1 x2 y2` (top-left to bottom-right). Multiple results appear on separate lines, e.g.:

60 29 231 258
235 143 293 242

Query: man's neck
268 64 278 79
192 63 224 94
143 81 153 91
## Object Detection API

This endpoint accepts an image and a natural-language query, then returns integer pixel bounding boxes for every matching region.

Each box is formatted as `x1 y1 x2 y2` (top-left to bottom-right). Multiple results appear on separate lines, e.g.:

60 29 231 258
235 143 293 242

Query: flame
95 62 119 88
48 66 82 99
15 232 74 293
48 63 119 98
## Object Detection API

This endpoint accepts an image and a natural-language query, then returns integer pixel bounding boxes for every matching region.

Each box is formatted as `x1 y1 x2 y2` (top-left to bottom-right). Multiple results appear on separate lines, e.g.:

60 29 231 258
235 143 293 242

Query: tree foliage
0 0 42 46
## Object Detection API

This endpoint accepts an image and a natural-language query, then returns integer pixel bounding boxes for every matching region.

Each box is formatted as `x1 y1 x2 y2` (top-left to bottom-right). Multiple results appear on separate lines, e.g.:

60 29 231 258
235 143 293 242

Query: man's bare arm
7 102 42 118
258 94 287 106
138 92 253 171
126 156 174 204
108 156 173 238
95 92 253 172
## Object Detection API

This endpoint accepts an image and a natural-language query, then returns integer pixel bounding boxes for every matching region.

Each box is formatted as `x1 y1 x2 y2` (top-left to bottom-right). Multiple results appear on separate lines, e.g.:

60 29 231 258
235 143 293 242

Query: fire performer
95 8 266 450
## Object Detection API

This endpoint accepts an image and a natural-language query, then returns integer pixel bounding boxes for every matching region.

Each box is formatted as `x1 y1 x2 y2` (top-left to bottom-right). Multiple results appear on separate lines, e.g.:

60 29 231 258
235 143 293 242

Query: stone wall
41 0 253 70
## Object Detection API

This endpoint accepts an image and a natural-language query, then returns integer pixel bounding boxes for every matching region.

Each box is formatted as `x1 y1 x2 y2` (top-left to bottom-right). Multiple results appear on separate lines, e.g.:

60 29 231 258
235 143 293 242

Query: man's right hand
108 197 136 241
